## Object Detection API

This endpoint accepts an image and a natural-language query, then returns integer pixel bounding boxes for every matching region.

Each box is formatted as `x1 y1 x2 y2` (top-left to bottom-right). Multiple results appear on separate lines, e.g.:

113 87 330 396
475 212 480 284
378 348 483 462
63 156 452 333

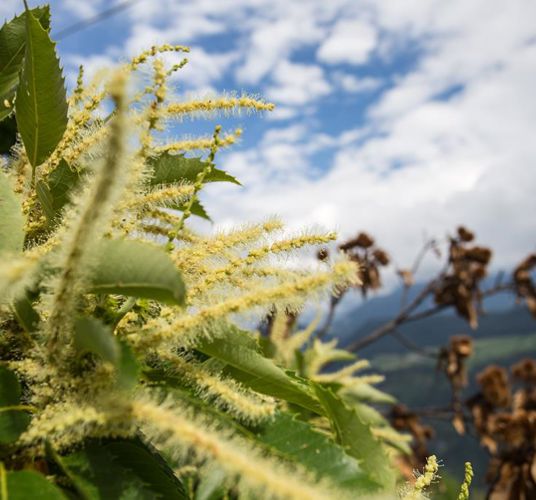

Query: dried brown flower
477 365 512 408
372 248 390 266
316 247 329 261
439 335 474 392
457 226 475 242
512 359 536 384
513 253 536 317
434 230 492 328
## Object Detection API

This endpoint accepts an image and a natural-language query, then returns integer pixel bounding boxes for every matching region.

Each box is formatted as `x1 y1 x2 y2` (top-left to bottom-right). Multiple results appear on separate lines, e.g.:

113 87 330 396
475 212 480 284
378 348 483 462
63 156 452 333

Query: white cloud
266 61 331 105
236 16 324 84
172 47 237 90
61 0 102 19
317 19 377 65
333 73 381 93
38 0 536 277
266 106 299 121
207 1 536 274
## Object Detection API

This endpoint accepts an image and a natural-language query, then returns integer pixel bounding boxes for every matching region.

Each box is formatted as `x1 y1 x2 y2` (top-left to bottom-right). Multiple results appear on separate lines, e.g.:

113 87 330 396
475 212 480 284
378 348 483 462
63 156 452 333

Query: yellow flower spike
458 462 473 500
165 95 274 117
173 219 283 267
312 359 371 383
132 398 336 500
182 231 339 298
166 126 222 243
121 184 194 210
129 44 190 71
402 455 439 500
132 260 357 349
70 65 85 106
157 351 276 422
155 128 241 154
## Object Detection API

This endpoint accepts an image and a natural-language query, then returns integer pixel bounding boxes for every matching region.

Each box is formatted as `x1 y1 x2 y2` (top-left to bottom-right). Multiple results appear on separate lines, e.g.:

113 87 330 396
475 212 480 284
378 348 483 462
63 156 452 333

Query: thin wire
54 0 143 40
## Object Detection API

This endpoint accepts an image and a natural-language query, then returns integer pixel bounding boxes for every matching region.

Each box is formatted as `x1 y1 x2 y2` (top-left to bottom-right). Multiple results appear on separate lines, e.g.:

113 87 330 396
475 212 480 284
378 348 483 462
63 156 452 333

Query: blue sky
3 0 536 279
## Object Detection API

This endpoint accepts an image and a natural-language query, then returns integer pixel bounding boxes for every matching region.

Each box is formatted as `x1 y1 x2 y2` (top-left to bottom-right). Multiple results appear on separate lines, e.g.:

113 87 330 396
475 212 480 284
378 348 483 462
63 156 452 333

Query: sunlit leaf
0 366 30 444
0 171 24 253
0 6 50 122
90 239 186 306
15 6 67 166
149 152 240 186
6 470 66 500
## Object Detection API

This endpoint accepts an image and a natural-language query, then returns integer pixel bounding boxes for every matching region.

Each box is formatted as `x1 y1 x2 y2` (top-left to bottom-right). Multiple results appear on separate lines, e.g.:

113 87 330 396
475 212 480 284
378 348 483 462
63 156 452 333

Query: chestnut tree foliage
0 4 470 499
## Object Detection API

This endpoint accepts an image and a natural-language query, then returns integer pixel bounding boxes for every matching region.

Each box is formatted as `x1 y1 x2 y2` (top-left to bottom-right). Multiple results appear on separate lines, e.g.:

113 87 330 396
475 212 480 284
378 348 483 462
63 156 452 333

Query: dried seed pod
457 226 475 242
512 358 536 384
477 365 511 408
372 248 390 266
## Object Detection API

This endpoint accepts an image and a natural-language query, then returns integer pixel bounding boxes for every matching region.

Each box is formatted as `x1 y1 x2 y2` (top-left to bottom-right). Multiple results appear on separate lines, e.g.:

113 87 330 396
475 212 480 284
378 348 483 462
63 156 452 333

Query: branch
346 278 515 353
345 279 439 352
389 329 439 359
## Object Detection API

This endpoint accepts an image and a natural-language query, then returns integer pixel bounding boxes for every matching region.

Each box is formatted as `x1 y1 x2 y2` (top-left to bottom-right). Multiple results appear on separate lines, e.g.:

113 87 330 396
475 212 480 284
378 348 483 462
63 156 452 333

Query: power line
54 0 142 40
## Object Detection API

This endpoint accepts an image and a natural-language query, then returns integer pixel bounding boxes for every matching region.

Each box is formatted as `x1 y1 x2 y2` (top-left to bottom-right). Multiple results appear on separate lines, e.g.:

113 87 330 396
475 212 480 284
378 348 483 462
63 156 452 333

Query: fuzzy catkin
132 398 334 500
45 74 129 355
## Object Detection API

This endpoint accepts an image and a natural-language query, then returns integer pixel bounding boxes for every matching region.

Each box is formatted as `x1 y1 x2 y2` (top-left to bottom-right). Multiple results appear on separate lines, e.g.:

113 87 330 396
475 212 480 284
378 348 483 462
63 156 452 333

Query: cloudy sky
3 0 536 275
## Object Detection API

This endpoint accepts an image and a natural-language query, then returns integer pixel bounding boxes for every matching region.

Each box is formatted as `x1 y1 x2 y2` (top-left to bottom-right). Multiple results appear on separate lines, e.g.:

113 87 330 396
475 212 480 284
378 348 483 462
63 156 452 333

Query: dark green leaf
254 412 378 493
74 317 120 365
59 438 187 500
0 170 24 253
313 385 395 490
0 6 50 122
149 153 240 186
36 179 55 221
196 327 322 414
90 239 185 305
13 293 40 332
47 159 81 214
0 366 30 444
183 198 211 221
0 114 17 152
15 6 68 166
116 340 140 390
6 470 66 499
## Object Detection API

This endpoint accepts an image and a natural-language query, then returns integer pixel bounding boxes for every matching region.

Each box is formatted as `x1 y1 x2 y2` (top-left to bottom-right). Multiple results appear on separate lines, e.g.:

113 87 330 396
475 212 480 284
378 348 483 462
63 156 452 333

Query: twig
389 329 439 359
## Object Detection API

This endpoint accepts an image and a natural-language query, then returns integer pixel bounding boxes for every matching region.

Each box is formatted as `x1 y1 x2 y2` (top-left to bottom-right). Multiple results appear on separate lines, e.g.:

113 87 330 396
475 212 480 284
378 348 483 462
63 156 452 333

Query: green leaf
116 340 140 390
36 179 55 221
59 438 188 500
89 239 185 305
15 6 68 167
12 293 40 332
254 412 378 493
196 327 322 414
73 317 139 389
0 6 50 122
313 385 395 490
0 114 17 153
149 153 240 186
37 160 82 226
0 366 30 444
6 470 66 499
0 171 24 254
182 198 211 221
47 159 81 214
74 317 120 365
